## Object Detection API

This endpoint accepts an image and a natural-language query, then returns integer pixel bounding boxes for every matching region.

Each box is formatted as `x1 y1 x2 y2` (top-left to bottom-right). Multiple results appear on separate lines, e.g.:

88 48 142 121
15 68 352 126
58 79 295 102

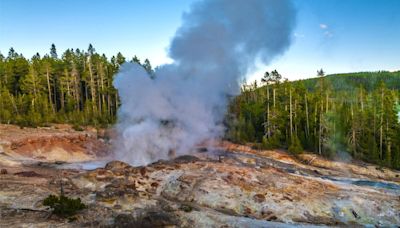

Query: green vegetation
0 44 153 127
1 45 399 169
298 71 400 92
43 194 86 217
226 70 400 169
179 204 193 212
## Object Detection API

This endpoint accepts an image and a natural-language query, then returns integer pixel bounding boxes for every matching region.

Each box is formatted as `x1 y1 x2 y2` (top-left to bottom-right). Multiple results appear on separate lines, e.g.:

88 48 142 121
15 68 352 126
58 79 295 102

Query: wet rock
296 211 340 226
150 182 159 188
313 169 321 175
157 199 176 212
105 161 130 170
126 182 136 190
174 155 200 163
98 181 139 200
140 167 147 176
197 147 208 153
138 211 179 227
54 161 65 165
113 211 179 228
113 204 122 210
261 209 274 218
113 214 138 228
243 206 252 215
179 204 193 212
14 171 42 177
282 195 293 202
266 215 278 221
150 159 170 166
96 190 124 202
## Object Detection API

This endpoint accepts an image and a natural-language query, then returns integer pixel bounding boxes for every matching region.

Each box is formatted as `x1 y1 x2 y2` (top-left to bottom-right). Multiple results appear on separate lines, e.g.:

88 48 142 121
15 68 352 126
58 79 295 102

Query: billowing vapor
113 0 296 166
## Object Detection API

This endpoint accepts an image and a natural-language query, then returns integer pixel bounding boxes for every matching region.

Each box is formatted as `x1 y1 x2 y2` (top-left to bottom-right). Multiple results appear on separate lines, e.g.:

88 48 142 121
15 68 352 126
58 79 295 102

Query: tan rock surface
0 126 399 227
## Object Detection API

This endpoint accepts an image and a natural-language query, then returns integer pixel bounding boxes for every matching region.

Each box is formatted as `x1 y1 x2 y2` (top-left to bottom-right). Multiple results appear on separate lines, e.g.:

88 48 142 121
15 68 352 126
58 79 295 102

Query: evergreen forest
1 45 399 169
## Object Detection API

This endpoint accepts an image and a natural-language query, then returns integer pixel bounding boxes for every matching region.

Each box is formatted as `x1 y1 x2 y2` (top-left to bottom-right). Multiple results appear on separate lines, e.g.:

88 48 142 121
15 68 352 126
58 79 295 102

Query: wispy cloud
319 23 333 38
294 32 305 38
324 31 333 38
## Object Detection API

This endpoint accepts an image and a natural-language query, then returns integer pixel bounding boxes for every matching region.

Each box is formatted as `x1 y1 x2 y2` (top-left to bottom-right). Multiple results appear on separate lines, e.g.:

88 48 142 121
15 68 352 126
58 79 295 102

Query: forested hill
296 71 400 92
0 45 154 127
1 45 399 169
226 70 400 170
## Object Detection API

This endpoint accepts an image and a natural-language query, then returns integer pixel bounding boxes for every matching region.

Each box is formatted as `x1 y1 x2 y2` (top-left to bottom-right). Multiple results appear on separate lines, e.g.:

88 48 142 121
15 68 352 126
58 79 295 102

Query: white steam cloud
113 0 296 166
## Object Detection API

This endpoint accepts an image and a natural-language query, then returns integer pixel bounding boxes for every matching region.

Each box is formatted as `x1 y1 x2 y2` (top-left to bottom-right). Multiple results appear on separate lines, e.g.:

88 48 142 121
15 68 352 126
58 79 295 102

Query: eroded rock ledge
0 125 399 227
2 150 399 227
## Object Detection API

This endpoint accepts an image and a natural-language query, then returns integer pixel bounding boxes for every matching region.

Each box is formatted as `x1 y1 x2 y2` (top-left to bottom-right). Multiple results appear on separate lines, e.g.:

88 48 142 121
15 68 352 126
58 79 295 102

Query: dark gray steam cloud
114 0 296 166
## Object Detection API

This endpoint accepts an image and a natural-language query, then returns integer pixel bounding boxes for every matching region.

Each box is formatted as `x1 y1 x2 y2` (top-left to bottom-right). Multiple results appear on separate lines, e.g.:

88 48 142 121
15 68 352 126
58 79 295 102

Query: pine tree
50 44 58 59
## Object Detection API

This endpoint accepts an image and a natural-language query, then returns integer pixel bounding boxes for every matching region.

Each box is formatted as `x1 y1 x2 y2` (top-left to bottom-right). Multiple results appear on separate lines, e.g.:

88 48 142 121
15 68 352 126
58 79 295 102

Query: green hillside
297 71 400 92
227 70 400 169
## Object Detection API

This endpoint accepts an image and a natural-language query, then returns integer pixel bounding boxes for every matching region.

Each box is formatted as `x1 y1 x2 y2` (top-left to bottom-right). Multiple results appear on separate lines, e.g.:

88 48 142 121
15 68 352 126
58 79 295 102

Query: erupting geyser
113 0 296 166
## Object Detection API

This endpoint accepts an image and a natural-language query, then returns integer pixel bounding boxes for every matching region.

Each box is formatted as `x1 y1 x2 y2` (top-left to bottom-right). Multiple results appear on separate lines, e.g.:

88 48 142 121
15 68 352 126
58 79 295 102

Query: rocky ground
0 124 399 227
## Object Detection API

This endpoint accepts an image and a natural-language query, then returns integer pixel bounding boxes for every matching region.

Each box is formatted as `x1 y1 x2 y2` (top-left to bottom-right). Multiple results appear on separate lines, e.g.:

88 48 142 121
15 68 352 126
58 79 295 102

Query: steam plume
114 0 296 166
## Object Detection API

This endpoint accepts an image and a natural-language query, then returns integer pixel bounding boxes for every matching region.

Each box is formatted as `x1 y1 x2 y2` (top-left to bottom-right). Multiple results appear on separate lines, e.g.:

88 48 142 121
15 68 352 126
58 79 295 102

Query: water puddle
322 176 400 191
56 160 109 170
27 159 110 170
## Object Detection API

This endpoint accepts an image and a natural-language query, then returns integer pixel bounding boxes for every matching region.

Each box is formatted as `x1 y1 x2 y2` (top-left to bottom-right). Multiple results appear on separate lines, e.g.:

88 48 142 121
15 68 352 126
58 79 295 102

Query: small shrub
179 204 193 212
42 123 52 128
288 135 303 154
251 143 263 150
261 132 282 150
43 194 86 217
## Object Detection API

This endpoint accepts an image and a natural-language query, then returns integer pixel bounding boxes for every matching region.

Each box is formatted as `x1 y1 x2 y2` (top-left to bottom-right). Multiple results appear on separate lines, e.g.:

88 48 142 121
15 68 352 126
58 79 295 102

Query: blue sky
0 0 399 81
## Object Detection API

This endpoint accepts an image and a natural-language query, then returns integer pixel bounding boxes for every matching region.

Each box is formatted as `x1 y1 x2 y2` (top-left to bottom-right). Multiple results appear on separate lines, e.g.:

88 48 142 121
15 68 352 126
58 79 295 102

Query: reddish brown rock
253 193 266 203
140 167 147 176
105 161 130 170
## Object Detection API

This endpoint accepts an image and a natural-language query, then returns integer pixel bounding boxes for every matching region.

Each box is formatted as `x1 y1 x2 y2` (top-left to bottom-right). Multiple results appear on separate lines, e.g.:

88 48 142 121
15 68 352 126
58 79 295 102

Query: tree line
1 45 399 169
0 44 153 127
226 70 400 169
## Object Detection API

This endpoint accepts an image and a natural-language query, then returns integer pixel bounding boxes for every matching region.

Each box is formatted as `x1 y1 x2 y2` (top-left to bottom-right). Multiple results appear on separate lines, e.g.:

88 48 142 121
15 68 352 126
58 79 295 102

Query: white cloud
319 24 328 29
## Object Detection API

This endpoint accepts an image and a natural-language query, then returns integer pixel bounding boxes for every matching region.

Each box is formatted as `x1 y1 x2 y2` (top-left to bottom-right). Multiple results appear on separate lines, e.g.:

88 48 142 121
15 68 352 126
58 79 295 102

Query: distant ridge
296 71 400 91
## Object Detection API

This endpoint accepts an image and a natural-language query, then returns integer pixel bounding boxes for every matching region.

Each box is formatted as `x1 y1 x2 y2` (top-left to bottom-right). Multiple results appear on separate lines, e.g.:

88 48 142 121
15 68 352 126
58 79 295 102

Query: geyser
113 0 296 166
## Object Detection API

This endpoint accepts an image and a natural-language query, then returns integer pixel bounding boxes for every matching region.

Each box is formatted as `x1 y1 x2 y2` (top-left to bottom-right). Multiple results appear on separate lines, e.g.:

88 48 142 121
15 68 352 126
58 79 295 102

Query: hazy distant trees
227 70 400 169
0 44 154 127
